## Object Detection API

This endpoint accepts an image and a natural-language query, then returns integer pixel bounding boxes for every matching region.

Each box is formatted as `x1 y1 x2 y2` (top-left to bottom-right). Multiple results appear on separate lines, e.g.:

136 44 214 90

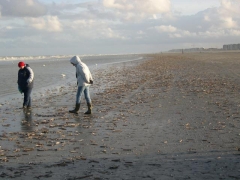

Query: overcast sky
0 0 239 56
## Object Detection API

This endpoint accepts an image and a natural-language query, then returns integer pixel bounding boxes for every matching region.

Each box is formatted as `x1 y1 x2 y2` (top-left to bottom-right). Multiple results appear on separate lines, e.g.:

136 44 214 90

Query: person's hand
89 80 93 84
18 86 22 94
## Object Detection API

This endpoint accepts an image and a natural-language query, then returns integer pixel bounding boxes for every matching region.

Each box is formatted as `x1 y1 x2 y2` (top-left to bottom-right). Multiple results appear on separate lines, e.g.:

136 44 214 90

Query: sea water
0 54 145 133
0 54 143 102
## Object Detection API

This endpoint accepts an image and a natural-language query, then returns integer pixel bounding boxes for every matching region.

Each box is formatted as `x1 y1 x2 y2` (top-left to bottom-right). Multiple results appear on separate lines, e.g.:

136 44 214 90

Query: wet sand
0 52 240 179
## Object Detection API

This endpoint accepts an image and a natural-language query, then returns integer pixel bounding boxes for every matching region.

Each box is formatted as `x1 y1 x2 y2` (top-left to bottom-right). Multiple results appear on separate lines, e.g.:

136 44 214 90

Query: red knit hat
18 61 25 67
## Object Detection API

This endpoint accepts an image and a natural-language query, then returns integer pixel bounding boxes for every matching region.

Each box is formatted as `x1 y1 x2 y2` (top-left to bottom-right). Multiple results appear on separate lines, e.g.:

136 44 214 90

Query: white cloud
221 17 237 28
217 0 240 29
1 0 240 56
169 33 181 38
25 16 62 32
155 25 177 33
71 19 126 40
221 0 232 9
0 0 47 17
229 29 240 36
204 15 210 22
154 25 198 39
102 0 171 20
171 0 220 16
26 0 34 6
197 27 240 39
196 0 240 37
101 27 126 39
199 29 225 38
6 26 13 30
152 14 157 20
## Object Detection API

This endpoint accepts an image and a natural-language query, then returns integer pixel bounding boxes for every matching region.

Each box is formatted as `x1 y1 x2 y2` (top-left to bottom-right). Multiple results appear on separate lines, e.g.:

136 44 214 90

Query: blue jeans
23 88 32 107
76 86 91 104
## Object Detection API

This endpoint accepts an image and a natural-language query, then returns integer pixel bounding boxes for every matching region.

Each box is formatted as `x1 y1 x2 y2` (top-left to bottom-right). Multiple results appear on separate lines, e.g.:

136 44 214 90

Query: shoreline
0 54 144 103
1 52 240 179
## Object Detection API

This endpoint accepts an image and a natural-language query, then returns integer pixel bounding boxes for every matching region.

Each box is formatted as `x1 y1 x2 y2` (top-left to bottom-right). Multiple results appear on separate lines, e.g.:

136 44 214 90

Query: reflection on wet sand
1 53 240 179
21 109 34 131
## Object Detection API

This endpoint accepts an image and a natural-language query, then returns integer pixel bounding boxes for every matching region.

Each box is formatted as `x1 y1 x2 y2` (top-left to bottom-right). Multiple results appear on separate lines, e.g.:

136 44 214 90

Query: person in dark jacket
17 61 34 109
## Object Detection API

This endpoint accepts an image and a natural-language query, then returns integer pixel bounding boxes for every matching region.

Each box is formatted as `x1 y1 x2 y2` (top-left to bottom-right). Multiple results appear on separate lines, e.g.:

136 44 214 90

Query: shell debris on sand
1 53 240 179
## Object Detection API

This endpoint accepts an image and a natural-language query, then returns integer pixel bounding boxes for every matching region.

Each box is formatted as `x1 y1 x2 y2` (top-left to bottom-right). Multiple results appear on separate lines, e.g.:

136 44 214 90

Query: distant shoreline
167 49 240 53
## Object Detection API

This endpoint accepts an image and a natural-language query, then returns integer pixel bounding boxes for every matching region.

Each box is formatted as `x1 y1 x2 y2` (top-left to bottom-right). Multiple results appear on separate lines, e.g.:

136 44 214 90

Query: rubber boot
69 103 80 114
84 103 92 114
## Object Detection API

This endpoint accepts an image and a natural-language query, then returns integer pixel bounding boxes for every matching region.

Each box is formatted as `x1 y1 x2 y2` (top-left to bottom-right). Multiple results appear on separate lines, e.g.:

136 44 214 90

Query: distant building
223 45 227 50
168 43 240 53
168 47 210 53
223 43 240 50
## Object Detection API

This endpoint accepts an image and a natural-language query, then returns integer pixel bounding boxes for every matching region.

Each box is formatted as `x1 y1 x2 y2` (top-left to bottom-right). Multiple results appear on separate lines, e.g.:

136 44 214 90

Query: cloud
155 0 240 41
0 0 47 17
100 27 126 39
25 16 62 32
69 19 126 40
220 17 237 28
1 0 240 56
229 29 240 36
201 0 240 28
103 0 171 14
155 25 177 33
154 25 197 39
100 0 171 22
217 0 240 28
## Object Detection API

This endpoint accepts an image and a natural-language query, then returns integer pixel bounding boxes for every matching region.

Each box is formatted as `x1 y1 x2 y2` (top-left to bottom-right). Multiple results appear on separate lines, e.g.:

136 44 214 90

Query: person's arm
89 71 93 84
17 70 22 93
26 67 34 83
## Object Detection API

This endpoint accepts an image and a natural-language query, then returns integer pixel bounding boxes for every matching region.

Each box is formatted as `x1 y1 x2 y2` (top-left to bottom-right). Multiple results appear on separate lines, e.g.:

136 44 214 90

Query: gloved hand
18 86 22 94
89 80 93 84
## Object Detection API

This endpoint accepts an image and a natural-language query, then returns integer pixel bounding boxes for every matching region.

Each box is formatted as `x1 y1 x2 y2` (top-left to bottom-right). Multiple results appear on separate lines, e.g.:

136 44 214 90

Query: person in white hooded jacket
69 56 93 114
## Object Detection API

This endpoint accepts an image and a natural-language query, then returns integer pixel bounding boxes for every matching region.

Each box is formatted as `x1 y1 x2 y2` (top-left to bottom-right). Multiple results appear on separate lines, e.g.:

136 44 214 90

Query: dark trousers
23 88 32 107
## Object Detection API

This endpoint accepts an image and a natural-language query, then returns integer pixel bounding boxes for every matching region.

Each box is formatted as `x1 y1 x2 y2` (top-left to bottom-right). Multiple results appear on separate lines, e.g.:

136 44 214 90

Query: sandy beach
0 52 240 179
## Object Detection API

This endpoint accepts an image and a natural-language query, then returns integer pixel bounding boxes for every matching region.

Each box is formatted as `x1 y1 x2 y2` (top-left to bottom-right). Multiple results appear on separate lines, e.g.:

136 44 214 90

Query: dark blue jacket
18 64 34 90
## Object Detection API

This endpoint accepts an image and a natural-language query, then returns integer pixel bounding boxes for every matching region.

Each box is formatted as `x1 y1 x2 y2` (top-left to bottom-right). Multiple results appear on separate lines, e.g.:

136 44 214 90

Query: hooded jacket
70 56 93 87
18 64 34 90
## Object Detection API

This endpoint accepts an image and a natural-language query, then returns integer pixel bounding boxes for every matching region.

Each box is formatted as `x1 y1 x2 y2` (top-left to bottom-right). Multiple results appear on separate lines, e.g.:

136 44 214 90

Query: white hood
70 56 93 86
70 56 82 65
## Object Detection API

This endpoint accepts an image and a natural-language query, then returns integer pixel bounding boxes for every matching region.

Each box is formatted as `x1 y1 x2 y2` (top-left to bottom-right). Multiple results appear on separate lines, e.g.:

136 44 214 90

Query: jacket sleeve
89 71 93 81
26 67 34 83
83 66 93 83
17 70 19 85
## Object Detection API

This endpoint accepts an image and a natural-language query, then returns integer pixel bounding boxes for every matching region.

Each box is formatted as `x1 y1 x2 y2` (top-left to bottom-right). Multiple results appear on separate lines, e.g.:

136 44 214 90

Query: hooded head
70 56 82 66
18 61 25 68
